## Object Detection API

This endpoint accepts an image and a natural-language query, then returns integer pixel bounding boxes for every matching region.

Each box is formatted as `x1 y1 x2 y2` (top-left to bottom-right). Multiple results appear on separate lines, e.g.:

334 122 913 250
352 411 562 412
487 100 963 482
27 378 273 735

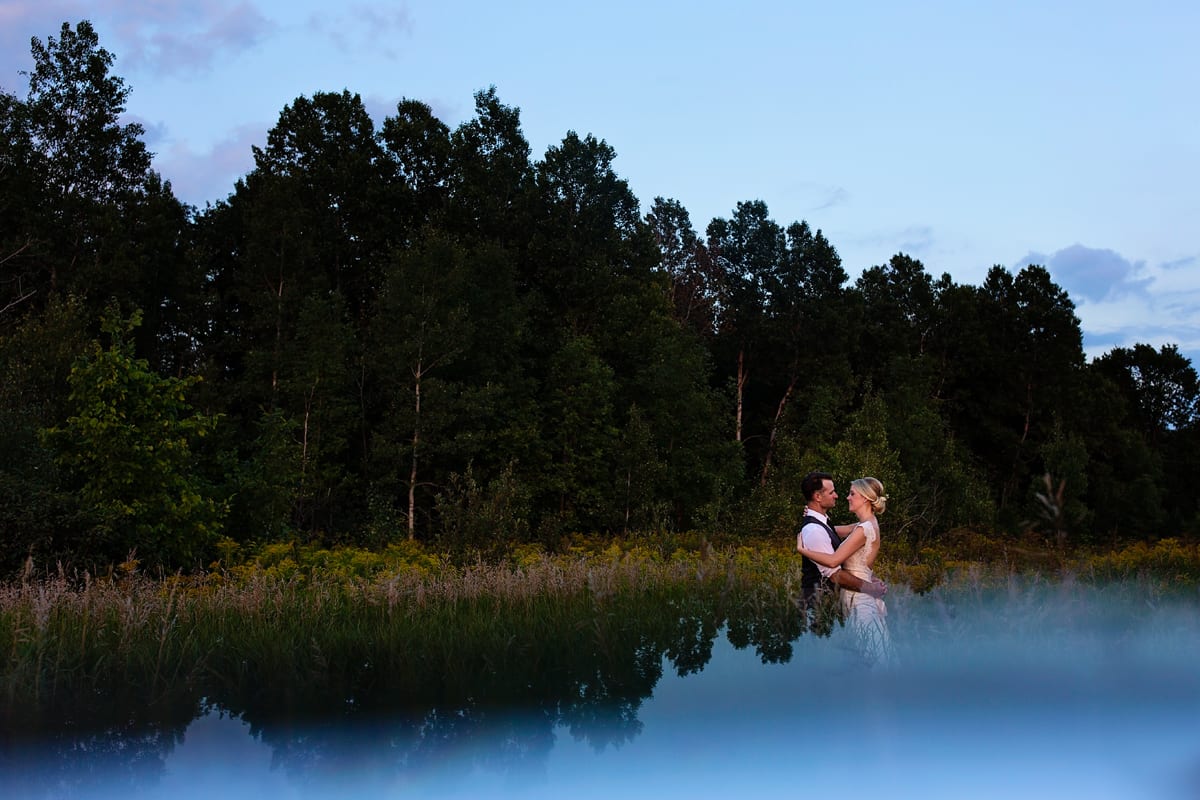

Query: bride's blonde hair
851 477 888 514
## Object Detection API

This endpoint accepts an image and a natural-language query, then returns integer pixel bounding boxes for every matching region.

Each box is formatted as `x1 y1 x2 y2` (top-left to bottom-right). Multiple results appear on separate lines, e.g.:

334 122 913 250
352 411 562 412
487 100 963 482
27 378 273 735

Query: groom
798 471 887 603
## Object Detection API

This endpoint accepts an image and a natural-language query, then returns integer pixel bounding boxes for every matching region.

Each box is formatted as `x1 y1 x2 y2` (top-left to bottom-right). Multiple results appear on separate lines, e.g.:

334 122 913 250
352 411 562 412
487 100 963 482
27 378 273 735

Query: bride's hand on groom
863 579 887 598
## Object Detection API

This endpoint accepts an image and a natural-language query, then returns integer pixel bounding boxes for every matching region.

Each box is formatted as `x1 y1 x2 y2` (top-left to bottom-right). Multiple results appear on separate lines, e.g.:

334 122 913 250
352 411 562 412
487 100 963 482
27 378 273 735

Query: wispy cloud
845 225 937 265
798 183 849 213
304 3 414 59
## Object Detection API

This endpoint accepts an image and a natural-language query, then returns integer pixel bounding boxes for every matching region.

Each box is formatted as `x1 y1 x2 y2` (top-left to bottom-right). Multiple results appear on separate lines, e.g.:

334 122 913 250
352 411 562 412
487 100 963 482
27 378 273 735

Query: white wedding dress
840 518 893 664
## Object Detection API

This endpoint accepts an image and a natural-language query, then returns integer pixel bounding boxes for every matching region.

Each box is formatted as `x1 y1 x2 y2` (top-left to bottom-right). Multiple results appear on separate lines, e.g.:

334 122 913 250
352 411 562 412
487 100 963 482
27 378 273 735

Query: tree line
2 22 1197 571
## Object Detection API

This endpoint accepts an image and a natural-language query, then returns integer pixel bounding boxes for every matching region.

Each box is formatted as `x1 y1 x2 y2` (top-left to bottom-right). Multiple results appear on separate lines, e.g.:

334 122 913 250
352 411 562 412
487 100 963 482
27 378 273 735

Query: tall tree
757 220 850 484
379 98 453 240
369 236 471 540
706 200 785 447
646 196 720 338
446 87 533 247
1090 344 1199 533
197 91 389 538
540 334 619 535
938 265 1084 517
250 90 386 320
2 20 190 372
0 89 39 318
1092 344 1199 443
14 21 153 304
529 131 653 332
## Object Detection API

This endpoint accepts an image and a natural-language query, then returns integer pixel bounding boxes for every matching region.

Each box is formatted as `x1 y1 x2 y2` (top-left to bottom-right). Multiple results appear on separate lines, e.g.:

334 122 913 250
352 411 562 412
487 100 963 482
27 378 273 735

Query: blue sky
3 0 1197 365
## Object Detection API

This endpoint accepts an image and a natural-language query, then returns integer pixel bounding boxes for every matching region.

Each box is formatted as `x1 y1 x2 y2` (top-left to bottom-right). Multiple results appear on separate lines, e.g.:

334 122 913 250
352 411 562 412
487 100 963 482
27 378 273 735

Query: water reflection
5 581 1200 799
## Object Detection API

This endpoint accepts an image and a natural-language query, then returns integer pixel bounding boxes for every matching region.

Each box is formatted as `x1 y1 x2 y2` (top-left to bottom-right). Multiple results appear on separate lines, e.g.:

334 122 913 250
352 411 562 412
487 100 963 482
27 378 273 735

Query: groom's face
817 480 838 512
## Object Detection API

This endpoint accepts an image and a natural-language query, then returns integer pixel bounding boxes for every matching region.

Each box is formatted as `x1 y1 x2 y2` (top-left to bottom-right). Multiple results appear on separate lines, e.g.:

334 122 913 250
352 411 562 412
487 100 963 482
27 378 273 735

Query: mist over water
6 581 1199 799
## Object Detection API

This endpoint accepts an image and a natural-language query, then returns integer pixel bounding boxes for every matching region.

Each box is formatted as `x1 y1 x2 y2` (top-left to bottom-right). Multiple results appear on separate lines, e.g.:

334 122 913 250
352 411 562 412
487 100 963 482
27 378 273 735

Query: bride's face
847 488 863 513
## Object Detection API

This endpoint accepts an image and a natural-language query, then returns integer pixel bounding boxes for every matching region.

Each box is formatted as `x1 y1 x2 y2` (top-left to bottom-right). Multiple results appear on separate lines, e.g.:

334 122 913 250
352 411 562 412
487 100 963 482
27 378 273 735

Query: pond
4 580 1199 799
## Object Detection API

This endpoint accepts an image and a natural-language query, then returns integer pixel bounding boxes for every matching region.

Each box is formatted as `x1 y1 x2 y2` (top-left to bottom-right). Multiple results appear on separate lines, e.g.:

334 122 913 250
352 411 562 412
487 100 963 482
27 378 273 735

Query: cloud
896 225 935 255
129 114 170 148
109 2 275 77
362 92 461 133
1021 245 1200 366
0 2 274 84
0 2 80 91
848 225 936 255
1079 301 1200 366
155 122 264 207
796 183 849 213
304 3 414 59
1017 244 1152 302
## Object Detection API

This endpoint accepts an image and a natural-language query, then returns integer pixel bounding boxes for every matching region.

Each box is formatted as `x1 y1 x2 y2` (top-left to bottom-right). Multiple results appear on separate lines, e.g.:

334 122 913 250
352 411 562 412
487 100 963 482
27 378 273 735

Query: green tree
757 220 851 485
936 265 1084 520
646 197 719 338
3 20 191 374
706 200 785 448
529 131 649 320
379 98 453 239
1092 344 1198 443
540 334 619 537
250 90 387 320
42 309 224 567
446 87 533 247
369 236 472 540
853 253 939 390
1090 344 1199 533
197 91 390 539
12 21 157 306
0 89 39 318
0 296 92 571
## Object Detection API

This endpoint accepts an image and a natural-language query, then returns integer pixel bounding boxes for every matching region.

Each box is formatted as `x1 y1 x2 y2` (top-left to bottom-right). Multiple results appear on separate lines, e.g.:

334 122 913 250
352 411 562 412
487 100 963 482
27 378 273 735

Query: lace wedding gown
841 518 893 664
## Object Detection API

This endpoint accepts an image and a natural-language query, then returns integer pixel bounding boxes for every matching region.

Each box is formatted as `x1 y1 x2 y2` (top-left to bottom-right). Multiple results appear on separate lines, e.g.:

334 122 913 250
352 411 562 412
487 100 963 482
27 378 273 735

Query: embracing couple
796 471 893 663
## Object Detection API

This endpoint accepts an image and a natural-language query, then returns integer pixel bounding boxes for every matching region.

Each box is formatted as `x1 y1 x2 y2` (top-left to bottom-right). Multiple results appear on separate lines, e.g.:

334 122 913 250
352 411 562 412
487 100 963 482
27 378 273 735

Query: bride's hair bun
852 477 887 515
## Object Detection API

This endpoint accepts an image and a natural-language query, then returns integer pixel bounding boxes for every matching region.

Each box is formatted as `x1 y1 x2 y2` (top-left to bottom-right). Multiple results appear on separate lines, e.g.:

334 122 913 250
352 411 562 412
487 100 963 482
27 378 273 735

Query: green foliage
0 297 93 569
41 308 225 567
1032 422 1091 538
223 410 301 542
434 462 532 558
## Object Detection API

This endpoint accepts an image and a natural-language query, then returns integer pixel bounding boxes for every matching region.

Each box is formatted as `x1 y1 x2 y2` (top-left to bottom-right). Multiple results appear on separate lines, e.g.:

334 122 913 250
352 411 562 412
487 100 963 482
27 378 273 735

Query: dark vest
800 513 843 602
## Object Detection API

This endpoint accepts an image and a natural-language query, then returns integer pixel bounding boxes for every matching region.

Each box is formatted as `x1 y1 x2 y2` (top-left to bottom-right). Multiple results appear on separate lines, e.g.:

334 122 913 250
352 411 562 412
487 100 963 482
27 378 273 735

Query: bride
799 477 893 663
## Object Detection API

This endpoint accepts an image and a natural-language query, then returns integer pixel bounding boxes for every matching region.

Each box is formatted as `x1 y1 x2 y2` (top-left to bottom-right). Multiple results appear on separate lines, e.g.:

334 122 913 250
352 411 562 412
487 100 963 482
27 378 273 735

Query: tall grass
4 533 1196 734
0 543 809 732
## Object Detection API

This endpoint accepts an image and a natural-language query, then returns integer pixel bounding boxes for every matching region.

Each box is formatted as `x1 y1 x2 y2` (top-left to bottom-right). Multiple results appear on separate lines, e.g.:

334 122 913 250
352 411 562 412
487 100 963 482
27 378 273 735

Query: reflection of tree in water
3 571 833 792
216 588 702 782
725 571 841 663
0 687 199 798
216 577 834 783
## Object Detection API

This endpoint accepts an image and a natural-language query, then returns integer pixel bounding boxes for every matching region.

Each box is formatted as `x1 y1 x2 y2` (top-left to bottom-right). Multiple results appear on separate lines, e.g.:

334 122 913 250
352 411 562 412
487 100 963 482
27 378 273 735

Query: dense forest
1 21 1197 572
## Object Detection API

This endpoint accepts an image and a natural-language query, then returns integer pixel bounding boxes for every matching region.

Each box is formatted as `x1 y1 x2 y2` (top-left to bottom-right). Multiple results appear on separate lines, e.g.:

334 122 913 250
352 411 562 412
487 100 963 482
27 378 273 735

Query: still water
5 581 1200 799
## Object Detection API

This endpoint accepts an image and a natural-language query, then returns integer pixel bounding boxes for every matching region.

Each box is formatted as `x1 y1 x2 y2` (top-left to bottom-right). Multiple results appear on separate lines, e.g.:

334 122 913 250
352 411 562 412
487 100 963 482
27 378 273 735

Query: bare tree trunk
760 374 797 485
1019 380 1033 445
735 347 747 443
408 357 423 541
1004 379 1036 514
298 377 317 528
623 465 632 535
